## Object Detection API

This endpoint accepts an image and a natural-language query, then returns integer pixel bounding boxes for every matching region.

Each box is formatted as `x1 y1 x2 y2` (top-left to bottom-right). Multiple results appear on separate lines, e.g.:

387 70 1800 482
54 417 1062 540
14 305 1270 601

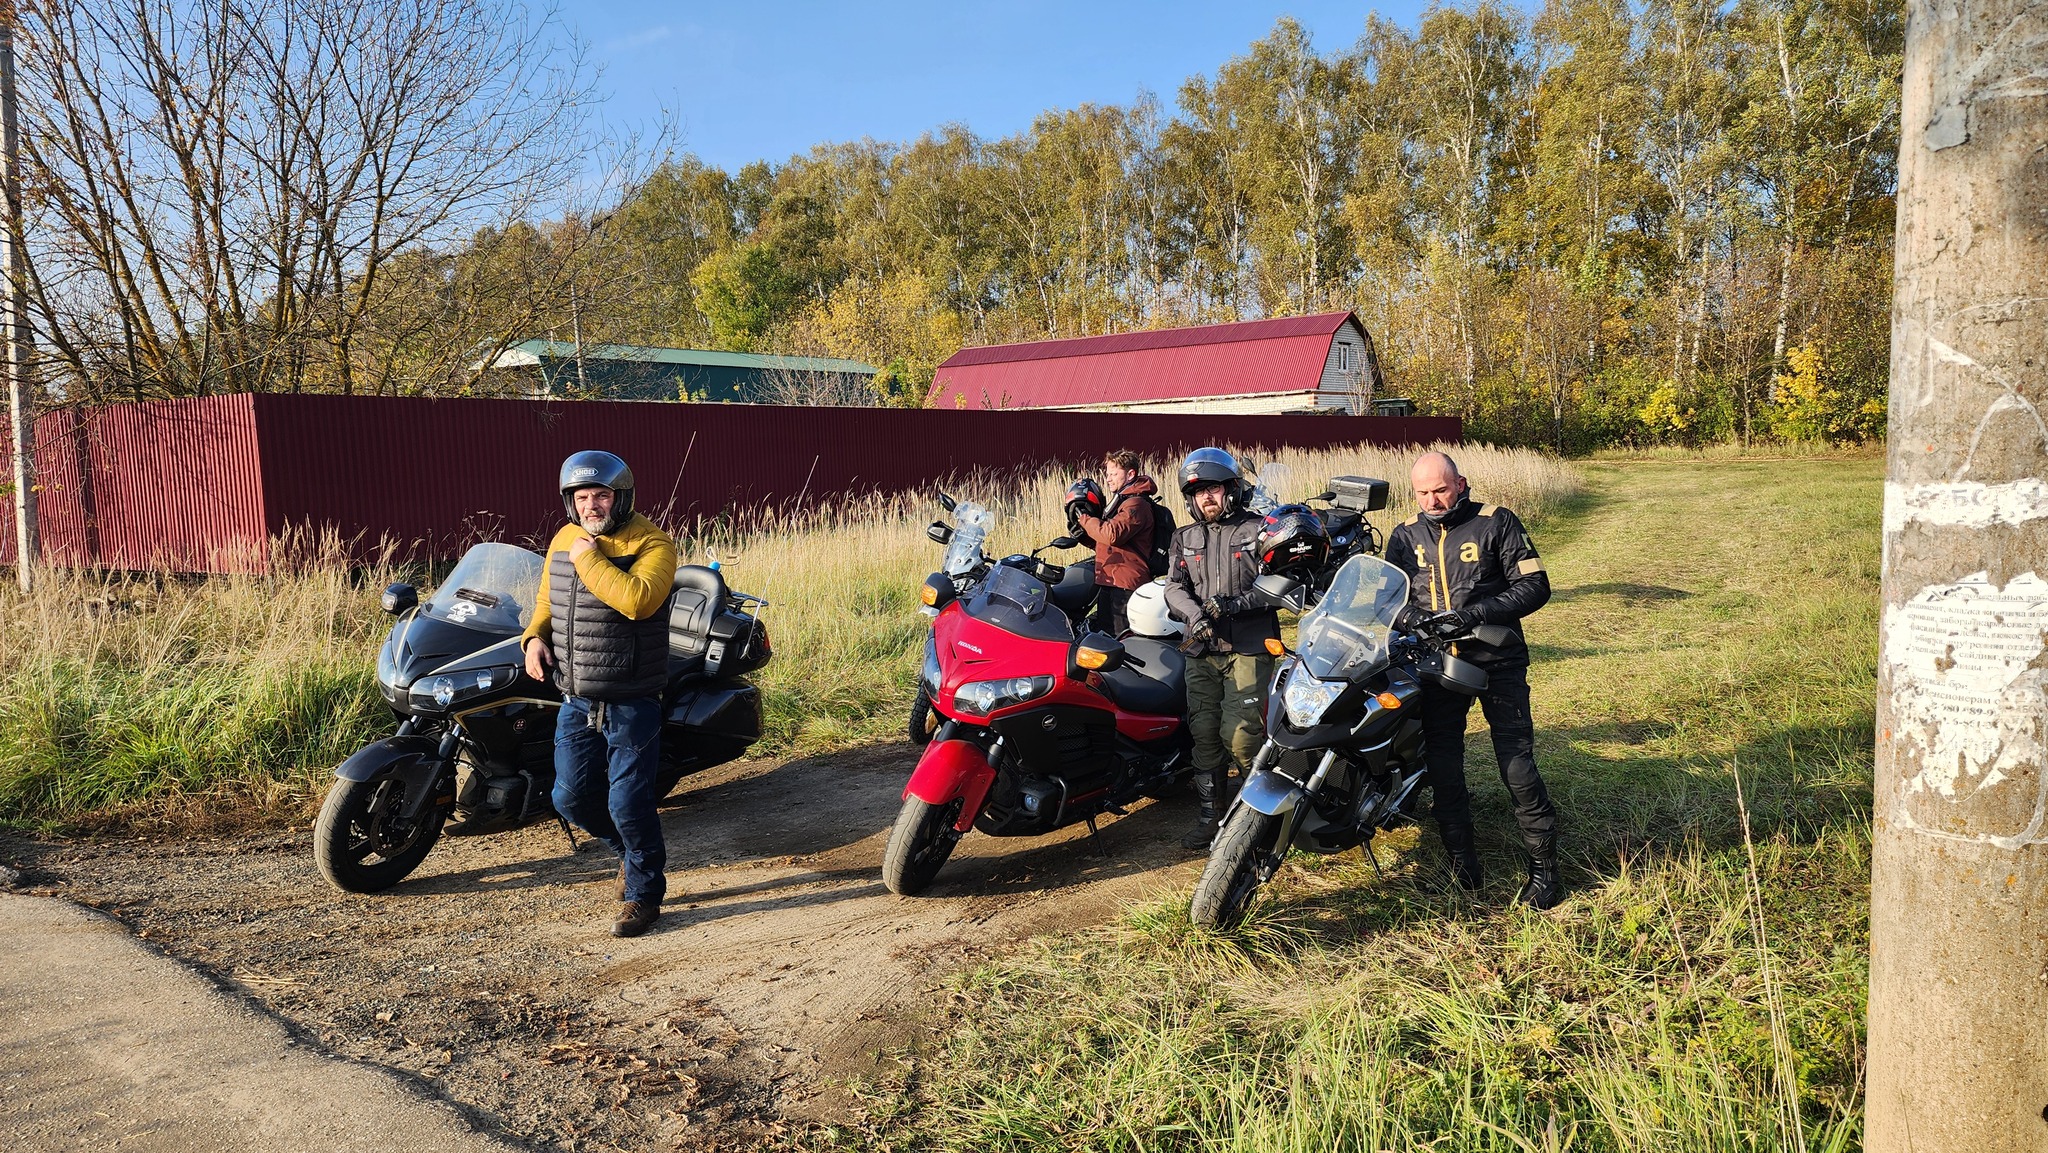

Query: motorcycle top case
1327 475 1390 513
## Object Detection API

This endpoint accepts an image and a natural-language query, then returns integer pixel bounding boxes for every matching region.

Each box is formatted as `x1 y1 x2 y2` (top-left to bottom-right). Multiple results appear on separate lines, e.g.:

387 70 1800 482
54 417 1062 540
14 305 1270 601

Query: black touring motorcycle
1187 554 1514 928
314 543 773 893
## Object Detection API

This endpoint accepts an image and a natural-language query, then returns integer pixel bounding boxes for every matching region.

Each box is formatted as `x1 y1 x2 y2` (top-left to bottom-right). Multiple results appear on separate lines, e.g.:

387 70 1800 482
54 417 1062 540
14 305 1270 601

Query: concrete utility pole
1866 2 2048 1149
0 8 32 594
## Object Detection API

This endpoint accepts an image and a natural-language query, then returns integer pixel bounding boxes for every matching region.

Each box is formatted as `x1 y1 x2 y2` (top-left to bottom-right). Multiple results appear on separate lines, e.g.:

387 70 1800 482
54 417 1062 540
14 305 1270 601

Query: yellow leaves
1770 343 1881 443
1637 379 1695 435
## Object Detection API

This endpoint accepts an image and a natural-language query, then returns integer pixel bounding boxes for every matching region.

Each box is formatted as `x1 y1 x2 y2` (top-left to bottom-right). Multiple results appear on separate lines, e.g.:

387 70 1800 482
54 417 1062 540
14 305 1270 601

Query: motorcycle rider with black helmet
519 451 679 937
1162 447 1278 851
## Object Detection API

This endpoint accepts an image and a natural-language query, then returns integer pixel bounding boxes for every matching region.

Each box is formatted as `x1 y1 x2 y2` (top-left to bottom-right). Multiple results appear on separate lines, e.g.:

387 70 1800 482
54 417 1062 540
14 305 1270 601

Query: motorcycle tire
907 688 940 747
314 774 446 894
1189 808 1280 929
881 795 964 896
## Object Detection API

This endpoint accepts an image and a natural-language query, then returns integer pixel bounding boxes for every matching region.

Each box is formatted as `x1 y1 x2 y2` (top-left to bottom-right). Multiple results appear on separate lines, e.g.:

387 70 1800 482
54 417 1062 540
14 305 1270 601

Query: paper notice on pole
1883 571 2048 846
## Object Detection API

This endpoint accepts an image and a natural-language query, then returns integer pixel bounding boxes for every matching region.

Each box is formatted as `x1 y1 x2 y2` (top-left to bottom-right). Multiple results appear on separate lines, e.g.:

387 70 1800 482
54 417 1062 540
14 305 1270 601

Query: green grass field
841 456 1881 1152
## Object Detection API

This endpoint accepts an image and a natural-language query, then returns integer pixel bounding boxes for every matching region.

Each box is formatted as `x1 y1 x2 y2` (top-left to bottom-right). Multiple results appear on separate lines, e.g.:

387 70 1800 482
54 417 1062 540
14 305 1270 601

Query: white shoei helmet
1125 579 1184 639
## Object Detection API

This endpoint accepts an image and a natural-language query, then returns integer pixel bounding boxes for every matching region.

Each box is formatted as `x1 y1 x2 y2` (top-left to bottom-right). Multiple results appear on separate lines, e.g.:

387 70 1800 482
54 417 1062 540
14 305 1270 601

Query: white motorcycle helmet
1125 579 1185 640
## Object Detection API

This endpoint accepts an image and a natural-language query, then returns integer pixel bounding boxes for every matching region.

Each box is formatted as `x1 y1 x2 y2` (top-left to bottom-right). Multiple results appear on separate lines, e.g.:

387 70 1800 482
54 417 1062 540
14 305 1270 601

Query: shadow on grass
1209 710 1874 947
1549 581 1695 604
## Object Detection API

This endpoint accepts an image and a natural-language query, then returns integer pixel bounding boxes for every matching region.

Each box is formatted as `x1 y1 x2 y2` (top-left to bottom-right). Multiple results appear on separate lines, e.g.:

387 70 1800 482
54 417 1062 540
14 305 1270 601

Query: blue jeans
552 695 666 905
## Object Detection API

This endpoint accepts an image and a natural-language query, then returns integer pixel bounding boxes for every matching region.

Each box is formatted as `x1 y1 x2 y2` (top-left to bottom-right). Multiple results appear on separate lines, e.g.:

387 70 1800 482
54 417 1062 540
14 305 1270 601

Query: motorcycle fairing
903 738 997 832
335 734 452 824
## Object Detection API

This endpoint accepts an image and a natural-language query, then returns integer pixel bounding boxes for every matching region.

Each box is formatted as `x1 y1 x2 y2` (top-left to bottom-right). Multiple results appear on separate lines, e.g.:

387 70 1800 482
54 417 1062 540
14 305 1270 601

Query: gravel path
0 742 1204 1150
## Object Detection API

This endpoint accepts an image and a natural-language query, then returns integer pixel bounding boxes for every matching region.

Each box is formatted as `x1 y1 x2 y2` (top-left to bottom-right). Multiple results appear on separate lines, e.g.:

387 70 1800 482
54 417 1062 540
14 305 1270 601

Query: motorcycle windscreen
964 565 1072 643
424 543 546 634
1295 555 1408 681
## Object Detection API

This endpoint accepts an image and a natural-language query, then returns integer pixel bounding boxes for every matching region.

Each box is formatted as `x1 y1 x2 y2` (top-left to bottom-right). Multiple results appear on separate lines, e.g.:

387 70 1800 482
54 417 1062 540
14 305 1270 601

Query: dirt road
1 742 1205 1150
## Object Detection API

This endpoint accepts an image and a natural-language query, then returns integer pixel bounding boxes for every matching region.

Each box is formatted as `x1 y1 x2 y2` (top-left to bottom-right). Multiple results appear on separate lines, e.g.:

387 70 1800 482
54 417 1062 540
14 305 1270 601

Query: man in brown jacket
1071 448 1157 636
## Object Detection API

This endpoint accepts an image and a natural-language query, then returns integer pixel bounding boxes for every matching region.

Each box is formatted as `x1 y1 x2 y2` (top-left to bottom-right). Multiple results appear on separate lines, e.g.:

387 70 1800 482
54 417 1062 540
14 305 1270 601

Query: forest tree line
15 0 1901 451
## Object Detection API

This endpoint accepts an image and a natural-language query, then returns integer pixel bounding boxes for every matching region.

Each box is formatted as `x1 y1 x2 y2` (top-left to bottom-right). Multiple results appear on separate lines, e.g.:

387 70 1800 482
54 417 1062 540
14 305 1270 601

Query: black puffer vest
547 551 670 700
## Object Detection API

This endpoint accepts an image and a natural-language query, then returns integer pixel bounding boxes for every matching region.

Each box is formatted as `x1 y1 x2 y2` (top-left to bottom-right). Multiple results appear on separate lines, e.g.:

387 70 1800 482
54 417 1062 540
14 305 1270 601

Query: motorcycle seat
1096 637 1186 717
668 565 727 659
1048 558 1097 619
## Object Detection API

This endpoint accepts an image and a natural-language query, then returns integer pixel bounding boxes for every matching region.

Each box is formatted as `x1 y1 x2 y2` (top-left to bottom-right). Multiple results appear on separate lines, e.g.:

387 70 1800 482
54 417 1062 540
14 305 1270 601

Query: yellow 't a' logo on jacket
1460 541 1480 563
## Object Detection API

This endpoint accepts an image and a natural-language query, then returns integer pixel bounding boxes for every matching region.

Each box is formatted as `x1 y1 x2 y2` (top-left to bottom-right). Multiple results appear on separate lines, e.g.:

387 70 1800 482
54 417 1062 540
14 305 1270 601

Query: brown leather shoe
612 901 658 938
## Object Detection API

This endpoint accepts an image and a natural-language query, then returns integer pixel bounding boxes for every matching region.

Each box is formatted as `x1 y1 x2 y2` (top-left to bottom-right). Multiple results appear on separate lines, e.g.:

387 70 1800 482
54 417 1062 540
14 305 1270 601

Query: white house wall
1315 319 1374 414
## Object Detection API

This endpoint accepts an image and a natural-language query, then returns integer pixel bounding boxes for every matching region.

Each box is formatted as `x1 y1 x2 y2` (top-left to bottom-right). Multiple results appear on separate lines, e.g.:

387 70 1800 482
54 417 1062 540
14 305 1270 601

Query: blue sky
573 2 1433 173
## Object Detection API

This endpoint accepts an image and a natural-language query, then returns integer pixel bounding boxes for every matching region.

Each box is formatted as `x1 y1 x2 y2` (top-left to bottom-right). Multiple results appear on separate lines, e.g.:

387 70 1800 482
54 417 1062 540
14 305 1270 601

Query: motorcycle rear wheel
907 688 940 747
882 795 964 896
1189 808 1279 929
314 775 446 893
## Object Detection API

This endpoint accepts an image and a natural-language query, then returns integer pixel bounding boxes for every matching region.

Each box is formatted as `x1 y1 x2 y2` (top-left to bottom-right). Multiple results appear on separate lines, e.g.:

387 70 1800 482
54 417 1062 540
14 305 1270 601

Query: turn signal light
1264 638 1286 656
1076 647 1112 670
1377 691 1403 709
919 583 939 607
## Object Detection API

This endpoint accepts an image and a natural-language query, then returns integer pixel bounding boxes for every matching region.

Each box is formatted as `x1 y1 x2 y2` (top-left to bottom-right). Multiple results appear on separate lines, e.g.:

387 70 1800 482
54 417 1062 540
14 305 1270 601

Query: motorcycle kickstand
1084 816 1111 859
556 814 580 851
1364 842 1386 885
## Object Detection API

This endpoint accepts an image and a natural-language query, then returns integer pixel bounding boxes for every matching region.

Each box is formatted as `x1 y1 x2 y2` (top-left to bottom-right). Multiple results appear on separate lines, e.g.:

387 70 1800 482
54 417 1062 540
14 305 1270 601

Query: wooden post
0 10 32 593
1865 2 2048 1148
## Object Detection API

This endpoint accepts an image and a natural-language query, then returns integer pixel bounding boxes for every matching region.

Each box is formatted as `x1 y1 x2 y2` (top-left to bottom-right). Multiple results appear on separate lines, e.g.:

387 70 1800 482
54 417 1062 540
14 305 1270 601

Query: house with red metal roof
929 311 1390 415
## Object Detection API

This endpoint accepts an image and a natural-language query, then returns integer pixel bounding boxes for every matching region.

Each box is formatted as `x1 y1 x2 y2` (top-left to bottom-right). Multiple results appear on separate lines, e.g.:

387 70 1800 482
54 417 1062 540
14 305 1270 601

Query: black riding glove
1202 594 1247 620
1188 617 1216 644
1425 609 1476 637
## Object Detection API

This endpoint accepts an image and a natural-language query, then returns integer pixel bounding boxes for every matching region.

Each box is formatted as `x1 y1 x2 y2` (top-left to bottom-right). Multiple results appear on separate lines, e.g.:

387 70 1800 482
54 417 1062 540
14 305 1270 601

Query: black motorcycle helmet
1063 478 1105 543
1256 503 1331 580
558 450 635 534
1178 447 1248 518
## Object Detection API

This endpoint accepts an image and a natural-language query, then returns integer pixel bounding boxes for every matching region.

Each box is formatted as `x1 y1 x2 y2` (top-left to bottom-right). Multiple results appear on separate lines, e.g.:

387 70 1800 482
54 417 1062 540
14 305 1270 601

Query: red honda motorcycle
881 510 1192 896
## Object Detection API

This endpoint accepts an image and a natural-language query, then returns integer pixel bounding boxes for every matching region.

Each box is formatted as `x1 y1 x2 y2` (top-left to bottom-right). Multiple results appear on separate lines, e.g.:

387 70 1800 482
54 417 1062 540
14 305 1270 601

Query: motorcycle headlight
376 639 401 689
953 674 1055 717
1281 669 1343 728
408 665 518 712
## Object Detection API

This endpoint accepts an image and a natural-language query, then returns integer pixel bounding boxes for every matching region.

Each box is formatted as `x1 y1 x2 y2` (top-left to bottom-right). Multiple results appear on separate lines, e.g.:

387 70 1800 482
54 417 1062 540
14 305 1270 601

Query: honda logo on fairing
957 641 983 655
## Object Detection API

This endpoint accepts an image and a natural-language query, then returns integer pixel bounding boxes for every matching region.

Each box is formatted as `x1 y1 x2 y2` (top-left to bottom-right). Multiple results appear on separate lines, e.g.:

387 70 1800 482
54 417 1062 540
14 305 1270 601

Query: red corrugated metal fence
2 395 1460 572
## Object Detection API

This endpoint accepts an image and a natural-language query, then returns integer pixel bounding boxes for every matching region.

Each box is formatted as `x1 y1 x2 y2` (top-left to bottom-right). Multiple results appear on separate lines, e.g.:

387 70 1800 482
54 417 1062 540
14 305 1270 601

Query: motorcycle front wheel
881 795 964 896
1189 808 1280 929
907 688 940 746
314 774 446 893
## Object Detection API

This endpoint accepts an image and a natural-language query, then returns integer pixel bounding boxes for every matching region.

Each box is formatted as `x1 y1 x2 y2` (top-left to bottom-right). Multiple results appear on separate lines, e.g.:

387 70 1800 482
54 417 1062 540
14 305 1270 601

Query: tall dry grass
0 533 401 830
0 443 1581 829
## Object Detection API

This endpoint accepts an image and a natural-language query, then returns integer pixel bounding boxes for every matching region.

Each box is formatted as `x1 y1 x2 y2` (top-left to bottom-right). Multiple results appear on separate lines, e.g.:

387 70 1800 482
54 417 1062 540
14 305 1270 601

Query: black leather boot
1183 767 1222 851
1518 838 1564 910
1440 821 1483 892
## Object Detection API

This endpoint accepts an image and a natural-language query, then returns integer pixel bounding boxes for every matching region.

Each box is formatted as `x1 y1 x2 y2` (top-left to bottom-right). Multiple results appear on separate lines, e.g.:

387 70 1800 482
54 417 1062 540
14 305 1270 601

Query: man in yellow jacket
520 451 678 937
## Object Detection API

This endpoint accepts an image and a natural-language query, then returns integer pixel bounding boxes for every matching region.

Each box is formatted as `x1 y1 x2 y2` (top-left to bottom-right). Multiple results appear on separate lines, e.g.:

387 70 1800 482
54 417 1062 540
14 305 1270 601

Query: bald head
1411 452 1468 520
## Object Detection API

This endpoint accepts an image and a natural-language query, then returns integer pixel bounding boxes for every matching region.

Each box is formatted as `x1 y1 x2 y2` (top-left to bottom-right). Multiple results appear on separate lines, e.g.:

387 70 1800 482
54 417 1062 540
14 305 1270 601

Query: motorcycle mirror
1469 624 1516 648
1250 573 1307 613
936 490 958 512
380 582 418 615
1050 534 1079 550
927 521 954 544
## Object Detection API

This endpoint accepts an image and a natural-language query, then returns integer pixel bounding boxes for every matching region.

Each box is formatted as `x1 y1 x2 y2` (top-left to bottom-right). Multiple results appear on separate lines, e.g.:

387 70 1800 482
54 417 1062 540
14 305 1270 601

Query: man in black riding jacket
1384 451 1564 909
1163 448 1278 852
520 451 679 937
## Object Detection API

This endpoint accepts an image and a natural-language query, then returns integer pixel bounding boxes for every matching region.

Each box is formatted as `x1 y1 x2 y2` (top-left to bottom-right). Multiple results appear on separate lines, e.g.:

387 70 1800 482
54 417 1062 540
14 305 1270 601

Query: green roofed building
473 340 878 404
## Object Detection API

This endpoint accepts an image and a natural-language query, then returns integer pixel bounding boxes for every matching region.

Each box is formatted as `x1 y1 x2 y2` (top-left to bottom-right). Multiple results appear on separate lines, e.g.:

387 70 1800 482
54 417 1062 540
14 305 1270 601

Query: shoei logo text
570 467 600 482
